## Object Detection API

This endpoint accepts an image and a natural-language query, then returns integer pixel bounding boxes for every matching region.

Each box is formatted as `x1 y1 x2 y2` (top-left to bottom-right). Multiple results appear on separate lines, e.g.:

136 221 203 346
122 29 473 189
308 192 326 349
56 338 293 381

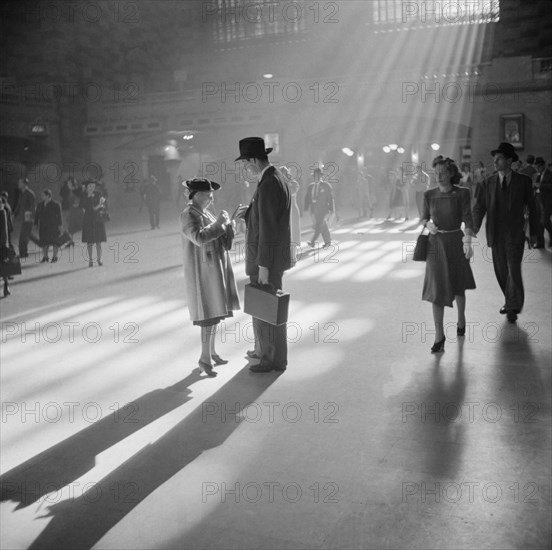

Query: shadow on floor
1 366 279 550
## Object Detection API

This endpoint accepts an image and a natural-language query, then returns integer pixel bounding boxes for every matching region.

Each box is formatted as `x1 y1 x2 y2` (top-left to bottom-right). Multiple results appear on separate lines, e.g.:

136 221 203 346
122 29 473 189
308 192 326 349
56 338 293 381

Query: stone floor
1 203 551 550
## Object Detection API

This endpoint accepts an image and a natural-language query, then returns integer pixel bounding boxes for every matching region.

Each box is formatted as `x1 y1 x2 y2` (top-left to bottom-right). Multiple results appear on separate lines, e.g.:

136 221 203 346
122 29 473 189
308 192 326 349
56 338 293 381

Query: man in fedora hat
304 165 335 248
235 137 292 372
533 156 552 248
473 142 538 323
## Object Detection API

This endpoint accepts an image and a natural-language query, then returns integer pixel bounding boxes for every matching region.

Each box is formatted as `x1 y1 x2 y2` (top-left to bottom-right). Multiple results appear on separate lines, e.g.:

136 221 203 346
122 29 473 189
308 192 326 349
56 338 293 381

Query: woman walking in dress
34 190 63 263
181 178 240 376
421 157 476 353
80 180 107 267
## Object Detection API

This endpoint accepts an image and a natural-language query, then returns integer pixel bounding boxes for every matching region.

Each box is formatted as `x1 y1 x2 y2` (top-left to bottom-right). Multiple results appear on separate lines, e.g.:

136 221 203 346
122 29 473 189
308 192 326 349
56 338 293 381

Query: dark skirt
81 212 106 243
38 225 60 247
422 232 476 308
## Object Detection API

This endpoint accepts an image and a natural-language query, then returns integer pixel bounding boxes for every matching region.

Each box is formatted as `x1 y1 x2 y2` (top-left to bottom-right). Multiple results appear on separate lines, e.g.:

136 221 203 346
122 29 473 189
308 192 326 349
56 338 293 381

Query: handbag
413 228 429 261
97 208 110 222
244 283 290 326
57 230 72 247
0 244 22 277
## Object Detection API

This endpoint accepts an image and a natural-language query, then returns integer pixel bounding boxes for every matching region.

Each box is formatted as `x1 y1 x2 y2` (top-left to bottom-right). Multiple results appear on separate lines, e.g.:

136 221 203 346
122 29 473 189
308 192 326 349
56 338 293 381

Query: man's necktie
500 176 506 191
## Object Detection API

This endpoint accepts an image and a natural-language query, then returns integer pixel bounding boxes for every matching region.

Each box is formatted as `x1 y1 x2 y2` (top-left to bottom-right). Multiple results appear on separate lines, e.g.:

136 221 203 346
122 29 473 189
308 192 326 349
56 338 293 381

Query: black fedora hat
491 142 519 162
535 156 546 166
185 178 220 192
235 137 273 161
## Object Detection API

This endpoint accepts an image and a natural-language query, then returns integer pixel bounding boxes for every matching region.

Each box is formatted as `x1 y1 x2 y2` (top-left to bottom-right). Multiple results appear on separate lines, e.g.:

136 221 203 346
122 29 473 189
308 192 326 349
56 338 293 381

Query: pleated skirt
422 232 476 308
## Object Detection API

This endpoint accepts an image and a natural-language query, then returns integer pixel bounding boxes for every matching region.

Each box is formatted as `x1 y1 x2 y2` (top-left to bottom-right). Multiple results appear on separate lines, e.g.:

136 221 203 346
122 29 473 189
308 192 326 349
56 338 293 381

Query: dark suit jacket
244 165 291 276
472 171 537 246
14 188 36 219
304 180 334 217
537 168 552 199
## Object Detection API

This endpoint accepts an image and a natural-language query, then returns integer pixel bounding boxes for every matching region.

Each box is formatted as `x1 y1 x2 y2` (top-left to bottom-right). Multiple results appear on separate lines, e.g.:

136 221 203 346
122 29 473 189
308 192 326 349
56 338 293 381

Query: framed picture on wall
500 114 524 149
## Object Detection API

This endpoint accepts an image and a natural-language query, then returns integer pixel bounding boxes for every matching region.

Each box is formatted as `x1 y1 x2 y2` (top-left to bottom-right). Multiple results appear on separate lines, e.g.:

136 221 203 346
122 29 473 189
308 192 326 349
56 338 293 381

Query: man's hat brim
491 146 519 162
235 147 273 162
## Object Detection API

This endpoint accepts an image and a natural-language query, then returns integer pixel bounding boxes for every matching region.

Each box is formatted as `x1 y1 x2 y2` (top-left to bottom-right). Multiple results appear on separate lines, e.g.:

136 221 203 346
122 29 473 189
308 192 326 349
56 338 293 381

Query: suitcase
244 283 290 326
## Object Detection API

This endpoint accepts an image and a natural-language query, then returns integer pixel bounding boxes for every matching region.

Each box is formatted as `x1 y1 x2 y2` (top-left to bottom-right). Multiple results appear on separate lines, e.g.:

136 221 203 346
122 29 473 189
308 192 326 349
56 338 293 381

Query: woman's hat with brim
491 142 519 162
235 137 273 161
185 178 221 192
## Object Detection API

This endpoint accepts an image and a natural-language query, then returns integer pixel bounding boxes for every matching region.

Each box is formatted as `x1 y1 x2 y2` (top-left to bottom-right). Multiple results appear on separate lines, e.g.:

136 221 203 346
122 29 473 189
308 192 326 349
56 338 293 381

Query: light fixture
389 144 398 151
431 143 440 151
263 73 273 79
382 146 391 153
397 147 405 154
342 147 354 157
182 134 194 140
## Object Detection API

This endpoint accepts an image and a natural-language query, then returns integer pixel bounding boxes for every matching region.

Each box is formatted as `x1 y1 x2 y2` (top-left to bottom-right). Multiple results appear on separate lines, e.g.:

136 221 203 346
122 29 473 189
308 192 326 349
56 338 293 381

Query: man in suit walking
143 175 161 229
304 166 334 248
235 137 292 373
533 156 552 248
13 178 36 258
473 142 538 324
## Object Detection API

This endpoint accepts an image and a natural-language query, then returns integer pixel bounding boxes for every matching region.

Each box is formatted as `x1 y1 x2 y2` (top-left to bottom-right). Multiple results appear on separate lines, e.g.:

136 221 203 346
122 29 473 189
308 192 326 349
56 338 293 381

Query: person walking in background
304 166 334 249
138 179 148 213
421 157 476 353
473 161 487 204
411 164 430 219
0 191 14 231
387 168 408 220
67 178 84 244
0 195 15 297
355 169 376 219
143 175 161 229
460 162 476 202
473 143 538 324
519 154 538 179
34 190 63 263
59 177 72 227
534 156 552 248
181 178 240 377
280 166 301 263
80 180 107 267
234 137 292 373
13 178 36 258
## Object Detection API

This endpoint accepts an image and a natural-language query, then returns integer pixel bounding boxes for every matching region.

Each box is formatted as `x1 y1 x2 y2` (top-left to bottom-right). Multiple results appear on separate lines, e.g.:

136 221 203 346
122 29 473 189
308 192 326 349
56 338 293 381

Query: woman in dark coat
0 196 15 296
181 178 240 376
80 180 107 267
421 157 476 353
34 189 62 263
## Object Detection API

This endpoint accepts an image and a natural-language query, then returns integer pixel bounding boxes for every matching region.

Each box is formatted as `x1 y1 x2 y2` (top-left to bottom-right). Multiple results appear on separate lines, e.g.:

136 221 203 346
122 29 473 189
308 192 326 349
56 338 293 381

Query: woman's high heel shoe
431 337 446 353
457 323 466 336
3 282 10 297
211 354 228 365
198 360 217 377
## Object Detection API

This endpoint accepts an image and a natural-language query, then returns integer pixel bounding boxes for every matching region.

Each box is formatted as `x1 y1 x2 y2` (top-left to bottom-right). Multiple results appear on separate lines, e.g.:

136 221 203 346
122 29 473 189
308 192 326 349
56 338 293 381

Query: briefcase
244 284 290 326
